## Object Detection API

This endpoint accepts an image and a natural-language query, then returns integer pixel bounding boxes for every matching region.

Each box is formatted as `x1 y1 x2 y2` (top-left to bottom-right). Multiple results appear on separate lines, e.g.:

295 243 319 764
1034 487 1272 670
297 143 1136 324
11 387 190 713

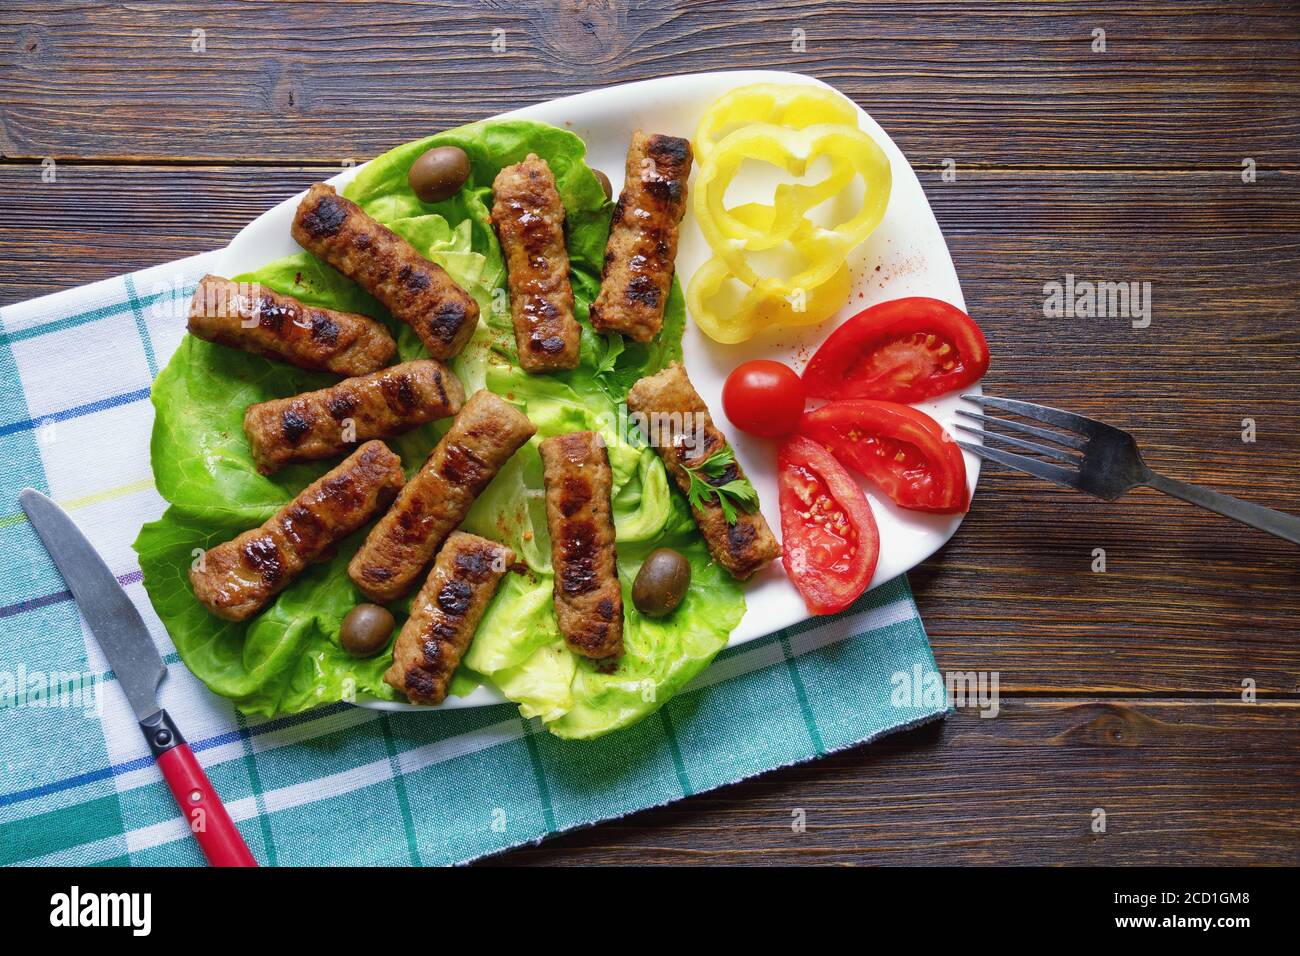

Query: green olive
632 547 691 618
340 603 396 658
407 146 471 203
592 167 613 201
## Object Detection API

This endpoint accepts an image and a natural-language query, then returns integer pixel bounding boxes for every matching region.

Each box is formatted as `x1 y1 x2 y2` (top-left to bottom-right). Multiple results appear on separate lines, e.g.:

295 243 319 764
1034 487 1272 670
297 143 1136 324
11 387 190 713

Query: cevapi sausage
243 359 463 474
292 183 479 359
383 531 514 705
347 389 536 602
588 131 692 343
490 154 581 371
626 362 779 580
539 431 623 659
190 441 405 621
187 274 396 376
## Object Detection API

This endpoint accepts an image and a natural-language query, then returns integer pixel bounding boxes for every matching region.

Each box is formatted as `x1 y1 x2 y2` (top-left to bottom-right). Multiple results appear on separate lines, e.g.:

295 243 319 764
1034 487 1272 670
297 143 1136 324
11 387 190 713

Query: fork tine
961 394 1102 437
957 440 1090 493
955 424 1079 464
955 409 1087 451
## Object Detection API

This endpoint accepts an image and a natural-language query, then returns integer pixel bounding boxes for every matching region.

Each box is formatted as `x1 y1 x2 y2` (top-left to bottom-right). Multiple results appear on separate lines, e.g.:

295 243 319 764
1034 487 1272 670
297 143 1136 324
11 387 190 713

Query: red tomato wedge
800 400 969 513
778 436 880 615
802 297 990 403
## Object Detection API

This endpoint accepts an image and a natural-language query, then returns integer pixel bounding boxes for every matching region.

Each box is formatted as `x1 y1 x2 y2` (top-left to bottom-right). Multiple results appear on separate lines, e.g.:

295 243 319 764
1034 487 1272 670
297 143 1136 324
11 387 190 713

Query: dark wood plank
2 164 1297 694
1 1 1298 167
0 166 323 302
486 700 1300 865
917 169 1300 696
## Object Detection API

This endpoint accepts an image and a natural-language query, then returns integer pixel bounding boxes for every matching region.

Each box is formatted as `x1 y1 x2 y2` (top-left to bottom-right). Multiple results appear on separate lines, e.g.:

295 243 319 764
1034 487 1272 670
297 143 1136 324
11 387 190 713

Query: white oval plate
217 69 980 712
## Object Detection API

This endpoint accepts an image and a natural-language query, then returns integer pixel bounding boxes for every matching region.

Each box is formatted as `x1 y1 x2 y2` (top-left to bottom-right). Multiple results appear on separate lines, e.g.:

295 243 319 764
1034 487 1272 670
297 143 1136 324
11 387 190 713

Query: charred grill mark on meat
186 274 396 376
588 132 692 344
539 431 623 659
490 155 581 372
626 362 780 580
189 441 405 621
291 184 479 359
243 359 463 474
347 389 536 602
382 532 514 705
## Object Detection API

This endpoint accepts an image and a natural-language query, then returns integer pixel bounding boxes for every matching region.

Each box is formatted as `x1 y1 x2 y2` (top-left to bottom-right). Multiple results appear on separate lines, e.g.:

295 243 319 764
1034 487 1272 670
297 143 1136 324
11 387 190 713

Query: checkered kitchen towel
0 254 948 866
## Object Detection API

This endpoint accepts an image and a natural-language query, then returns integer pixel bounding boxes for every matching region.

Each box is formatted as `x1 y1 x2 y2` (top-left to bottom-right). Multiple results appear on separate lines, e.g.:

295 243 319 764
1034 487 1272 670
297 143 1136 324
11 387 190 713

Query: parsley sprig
594 332 624 380
683 447 759 525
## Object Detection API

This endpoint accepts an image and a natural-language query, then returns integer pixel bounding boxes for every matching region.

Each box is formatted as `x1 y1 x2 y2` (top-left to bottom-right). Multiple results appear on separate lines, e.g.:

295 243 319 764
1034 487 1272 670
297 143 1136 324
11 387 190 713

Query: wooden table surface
3 0 1297 865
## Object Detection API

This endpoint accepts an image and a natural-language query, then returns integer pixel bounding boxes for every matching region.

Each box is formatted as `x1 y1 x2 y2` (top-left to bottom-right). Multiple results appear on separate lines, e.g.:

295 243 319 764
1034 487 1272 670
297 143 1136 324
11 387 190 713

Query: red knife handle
141 710 258 867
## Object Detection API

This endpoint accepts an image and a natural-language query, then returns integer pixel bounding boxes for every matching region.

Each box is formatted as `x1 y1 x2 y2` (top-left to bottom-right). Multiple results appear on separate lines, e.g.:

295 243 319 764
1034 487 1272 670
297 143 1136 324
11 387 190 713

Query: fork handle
1147 472 1300 546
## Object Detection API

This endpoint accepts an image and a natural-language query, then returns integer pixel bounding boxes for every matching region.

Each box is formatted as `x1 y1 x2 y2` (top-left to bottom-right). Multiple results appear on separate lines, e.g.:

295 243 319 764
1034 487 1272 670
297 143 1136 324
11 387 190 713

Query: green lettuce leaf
134 119 744 737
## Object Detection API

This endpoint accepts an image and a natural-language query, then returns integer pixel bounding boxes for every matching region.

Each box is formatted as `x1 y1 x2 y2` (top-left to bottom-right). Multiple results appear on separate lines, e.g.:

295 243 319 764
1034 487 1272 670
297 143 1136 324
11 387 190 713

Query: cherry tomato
803 297 990 403
800 400 968 513
778 435 880 615
723 360 805 437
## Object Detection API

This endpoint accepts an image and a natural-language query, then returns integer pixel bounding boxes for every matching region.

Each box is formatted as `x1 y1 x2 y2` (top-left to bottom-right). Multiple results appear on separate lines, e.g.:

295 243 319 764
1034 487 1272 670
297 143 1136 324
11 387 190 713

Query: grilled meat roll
588 131 693 343
243 359 463 475
626 362 779 580
348 389 536 602
292 183 479 359
490 154 581 372
383 531 514 705
190 441 405 621
539 431 623 659
187 274 396 376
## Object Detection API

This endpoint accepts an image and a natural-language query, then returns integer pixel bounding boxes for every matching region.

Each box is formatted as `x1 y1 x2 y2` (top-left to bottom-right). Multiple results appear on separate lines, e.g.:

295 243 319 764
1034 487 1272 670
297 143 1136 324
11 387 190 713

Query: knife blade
19 488 165 721
18 488 257 866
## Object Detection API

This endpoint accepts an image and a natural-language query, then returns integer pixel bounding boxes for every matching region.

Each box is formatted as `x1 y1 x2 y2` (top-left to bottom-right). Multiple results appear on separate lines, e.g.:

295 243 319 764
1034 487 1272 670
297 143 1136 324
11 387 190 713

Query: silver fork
955 394 1300 546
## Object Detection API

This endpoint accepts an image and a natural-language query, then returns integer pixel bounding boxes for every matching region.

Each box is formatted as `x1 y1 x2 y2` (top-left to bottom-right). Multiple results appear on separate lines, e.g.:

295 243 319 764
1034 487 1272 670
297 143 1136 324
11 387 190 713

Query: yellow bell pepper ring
694 82 860 162
693 122 893 260
685 83 893 344
698 194 878 297
717 200 851 295
686 254 852 345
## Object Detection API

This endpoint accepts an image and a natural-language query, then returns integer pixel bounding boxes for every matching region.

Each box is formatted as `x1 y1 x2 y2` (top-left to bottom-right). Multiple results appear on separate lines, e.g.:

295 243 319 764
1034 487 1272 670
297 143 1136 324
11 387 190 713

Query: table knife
19 488 257 867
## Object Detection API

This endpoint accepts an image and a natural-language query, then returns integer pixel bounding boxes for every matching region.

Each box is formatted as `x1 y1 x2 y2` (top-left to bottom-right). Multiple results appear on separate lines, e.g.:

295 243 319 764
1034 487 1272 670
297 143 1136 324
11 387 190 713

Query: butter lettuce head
134 119 744 738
